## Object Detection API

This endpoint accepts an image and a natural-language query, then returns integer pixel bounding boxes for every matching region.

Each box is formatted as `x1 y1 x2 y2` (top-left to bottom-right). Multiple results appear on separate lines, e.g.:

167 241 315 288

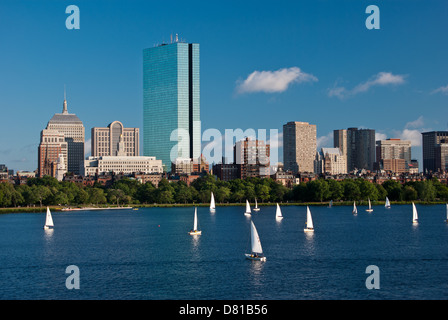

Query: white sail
446 203 448 221
385 197 391 208
253 198 260 211
353 202 357 214
412 202 418 223
306 206 314 229
245 200 251 214
210 192 215 211
193 207 198 231
368 199 371 209
44 207 54 228
250 220 263 255
275 203 283 219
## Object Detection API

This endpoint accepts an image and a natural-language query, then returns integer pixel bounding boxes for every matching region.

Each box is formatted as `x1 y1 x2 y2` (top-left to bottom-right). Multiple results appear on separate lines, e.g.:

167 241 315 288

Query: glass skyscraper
143 41 201 171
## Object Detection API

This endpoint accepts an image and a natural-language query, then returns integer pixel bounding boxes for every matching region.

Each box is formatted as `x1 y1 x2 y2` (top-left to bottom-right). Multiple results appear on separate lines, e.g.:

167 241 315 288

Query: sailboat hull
303 228 314 232
253 208 260 212
43 225 53 230
189 230 202 235
366 209 373 213
245 254 266 261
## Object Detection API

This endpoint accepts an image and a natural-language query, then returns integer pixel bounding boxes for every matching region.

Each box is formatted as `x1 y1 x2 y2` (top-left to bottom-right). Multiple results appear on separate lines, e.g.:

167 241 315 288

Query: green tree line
0 175 447 208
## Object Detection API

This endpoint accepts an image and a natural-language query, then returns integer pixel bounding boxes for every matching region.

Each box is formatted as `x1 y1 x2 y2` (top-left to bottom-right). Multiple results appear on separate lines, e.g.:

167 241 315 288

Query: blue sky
0 0 447 172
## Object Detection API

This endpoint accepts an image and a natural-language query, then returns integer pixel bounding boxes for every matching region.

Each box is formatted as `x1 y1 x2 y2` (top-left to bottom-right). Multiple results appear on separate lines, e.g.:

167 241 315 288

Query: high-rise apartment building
91 121 140 157
283 121 317 173
38 129 67 178
143 39 201 171
46 97 85 175
375 139 411 172
233 137 270 179
334 128 375 172
422 131 448 173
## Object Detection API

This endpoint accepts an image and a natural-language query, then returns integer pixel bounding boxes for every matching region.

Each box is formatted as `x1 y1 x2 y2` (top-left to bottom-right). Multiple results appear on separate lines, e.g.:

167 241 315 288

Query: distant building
91 121 140 157
422 131 448 172
409 159 419 174
234 137 270 179
82 156 163 176
283 121 317 173
143 39 201 171
335 127 375 171
38 129 68 178
375 139 411 172
213 163 239 181
315 147 347 175
45 95 85 175
171 154 209 175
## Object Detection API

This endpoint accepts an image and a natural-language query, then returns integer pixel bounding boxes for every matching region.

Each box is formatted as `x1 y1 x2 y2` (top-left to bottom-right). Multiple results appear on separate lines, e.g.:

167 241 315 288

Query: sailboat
385 197 391 209
244 200 251 216
43 207 54 230
245 220 266 261
188 207 202 235
366 198 373 213
253 198 260 212
446 204 448 223
352 202 358 215
210 192 216 213
412 202 418 224
328 200 333 208
304 206 314 232
275 203 283 220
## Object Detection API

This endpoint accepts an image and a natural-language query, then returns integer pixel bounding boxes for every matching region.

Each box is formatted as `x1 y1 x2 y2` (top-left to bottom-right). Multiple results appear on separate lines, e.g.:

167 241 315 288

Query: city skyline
1 1 447 172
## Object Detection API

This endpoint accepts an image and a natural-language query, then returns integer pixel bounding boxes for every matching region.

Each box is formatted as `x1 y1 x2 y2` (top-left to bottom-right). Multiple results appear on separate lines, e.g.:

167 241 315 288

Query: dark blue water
0 204 447 300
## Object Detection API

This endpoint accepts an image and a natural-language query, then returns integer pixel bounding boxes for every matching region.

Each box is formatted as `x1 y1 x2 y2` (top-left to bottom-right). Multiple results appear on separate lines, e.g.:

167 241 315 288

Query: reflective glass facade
143 42 201 171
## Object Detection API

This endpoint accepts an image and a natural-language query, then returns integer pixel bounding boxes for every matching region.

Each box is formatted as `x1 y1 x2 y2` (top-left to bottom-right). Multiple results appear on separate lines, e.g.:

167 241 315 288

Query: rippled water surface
0 204 447 299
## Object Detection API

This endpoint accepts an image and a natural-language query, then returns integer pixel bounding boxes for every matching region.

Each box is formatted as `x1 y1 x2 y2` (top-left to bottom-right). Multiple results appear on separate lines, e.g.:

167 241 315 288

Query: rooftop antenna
62 84 68 114
175 33 178 42
170 34 173 43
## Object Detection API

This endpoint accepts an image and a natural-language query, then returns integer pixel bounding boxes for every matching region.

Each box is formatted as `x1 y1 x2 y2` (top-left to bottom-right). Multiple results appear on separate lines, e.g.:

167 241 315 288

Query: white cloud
398 129 422 147
236 67 318 94
375 132 387 141
405 116 424 129
84 138 91 156
328 72 406 99
431 84 448 95
317 131 333 149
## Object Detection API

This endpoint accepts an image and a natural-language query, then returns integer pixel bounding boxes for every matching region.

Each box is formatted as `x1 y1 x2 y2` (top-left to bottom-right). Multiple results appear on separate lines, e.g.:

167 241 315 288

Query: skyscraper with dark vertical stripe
143 39 200 171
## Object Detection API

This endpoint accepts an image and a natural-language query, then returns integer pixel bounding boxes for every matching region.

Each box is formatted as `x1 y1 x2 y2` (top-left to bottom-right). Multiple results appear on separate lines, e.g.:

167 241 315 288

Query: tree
343 179 361 201
87 188 107 205
307 179 330 202
382 180 402 201
327 179 343 201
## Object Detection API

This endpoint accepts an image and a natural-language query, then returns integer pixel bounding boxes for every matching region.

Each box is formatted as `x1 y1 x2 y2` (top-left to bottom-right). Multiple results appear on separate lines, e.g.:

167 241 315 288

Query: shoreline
0 200 446 214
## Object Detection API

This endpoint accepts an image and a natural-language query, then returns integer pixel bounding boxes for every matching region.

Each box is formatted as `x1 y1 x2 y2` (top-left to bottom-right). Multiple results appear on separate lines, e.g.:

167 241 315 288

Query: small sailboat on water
244 199 251 216
366 198 373 213
253 198 260 212
445 204 448 223
43 207 54 230
210 192 216 213
275 203 283 220
385 197 391 209
352 202 358 215
189 207 202 235
412 202 418 224
328 200 333 208
304 206 314 232
245 220 266 261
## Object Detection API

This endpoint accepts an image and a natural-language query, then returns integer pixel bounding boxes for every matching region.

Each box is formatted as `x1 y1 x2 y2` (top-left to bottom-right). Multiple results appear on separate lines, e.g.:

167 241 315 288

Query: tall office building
375 139 411 172
143 38 201 171
422 131 448 172
283 121 317 173
46 96 85 175
91 121 140 157
335 128 375 172
233 137 270 178
38 129 68 178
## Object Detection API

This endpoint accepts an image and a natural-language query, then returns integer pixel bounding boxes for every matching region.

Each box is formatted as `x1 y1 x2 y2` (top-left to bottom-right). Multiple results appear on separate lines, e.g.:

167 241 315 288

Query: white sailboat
366 198 373 213
253 198 260 212
328 200 333 208
244 199 251 216
210 192 216 213
352 202 358 215
385 197 391 209
189 207 202 235
245 220 266 261
43 207 54 230
304 206 314 232
412 202 418 224
275 203 283 220
446 204 448 223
